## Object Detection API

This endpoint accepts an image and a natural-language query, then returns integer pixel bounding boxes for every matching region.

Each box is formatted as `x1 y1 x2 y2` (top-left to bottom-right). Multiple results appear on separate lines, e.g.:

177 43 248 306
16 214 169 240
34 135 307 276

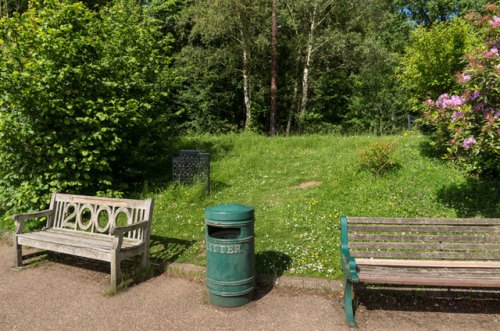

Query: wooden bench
13 193 154 291
340 216 500 327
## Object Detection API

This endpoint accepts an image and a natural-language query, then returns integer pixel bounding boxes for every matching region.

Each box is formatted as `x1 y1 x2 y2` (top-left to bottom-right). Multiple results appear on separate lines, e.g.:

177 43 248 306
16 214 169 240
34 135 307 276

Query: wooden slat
47 228 140 246
55 193 149 208
348 217 500 226
351 250 500 260
349 225 498 233
359 266 500 277
16 236 112 261
357 275 500 287
356 258 500 269
349 234 500 243
349 242 500 251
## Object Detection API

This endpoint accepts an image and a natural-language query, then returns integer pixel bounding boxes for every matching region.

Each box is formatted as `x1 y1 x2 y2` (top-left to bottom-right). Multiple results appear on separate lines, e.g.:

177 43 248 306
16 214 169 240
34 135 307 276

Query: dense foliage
399 18 479 112
422 5 499 178
0 0 498 219
0 0 174 216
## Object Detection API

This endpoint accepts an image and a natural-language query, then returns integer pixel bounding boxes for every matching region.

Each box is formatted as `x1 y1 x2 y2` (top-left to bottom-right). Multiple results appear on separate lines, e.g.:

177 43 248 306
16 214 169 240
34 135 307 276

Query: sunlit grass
149 133 498 279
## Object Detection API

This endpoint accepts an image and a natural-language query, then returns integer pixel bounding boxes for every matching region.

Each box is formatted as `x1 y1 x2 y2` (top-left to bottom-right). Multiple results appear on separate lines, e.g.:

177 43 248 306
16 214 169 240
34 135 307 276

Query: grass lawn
148 133 499 279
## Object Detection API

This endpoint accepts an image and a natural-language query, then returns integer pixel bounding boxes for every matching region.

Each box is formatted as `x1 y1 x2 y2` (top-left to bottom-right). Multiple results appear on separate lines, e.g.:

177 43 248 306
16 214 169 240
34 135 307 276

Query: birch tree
189 0 267 131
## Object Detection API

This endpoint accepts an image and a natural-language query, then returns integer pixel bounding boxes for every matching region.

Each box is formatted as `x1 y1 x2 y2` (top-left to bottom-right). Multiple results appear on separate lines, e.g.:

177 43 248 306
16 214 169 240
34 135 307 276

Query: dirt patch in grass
296 181 321 189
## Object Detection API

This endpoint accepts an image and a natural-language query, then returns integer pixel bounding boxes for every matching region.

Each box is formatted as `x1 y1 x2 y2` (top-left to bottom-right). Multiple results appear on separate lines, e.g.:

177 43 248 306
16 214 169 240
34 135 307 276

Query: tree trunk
286 55 302 136
270 0 278 136
298 4 317 131
242 46 252 131
240 26 252 131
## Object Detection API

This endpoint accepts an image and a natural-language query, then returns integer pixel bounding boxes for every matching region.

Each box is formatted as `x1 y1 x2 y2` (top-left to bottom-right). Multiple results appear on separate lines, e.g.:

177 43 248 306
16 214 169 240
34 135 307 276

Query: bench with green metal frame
340 216 500 327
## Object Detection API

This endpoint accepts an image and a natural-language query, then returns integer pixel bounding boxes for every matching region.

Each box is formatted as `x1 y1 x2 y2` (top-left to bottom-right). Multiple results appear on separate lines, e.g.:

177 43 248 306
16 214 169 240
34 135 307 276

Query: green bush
357 141 399 176
421 4 499 178
0 0 174 218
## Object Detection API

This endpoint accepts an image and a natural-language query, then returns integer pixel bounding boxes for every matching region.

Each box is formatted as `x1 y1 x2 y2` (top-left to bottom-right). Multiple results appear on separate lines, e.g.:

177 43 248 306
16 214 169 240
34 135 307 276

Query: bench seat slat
349 234 499 243
356 258 500 269
349 225 498 233
349 242 500 251
17 231 142 253
358 276 500 287
351 250 500 260
348 217 500 225
359 266 500 277
359 266 500 287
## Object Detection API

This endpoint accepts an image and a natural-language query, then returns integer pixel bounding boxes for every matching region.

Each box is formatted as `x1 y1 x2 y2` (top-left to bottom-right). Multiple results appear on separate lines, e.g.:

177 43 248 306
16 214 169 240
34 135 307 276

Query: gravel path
1 241 499 331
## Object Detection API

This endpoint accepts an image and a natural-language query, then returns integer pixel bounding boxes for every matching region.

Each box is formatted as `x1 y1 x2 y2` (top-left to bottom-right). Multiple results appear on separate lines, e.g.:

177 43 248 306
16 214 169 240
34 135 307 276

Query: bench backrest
48 193 153 241
342 217 500 261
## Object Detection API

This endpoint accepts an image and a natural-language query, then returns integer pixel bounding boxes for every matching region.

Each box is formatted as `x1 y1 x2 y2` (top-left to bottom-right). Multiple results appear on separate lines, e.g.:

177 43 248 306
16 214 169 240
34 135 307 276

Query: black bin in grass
172 150 210 193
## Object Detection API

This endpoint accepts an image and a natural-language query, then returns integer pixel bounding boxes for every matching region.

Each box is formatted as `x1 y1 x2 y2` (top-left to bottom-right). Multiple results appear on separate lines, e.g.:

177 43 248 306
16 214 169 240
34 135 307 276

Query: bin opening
208 226 241 239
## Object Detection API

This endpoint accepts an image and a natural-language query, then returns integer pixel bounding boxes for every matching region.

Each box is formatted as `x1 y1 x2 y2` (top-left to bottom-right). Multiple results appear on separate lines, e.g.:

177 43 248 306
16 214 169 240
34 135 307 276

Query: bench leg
140 248 149 269
343 278 357 327
111 253 121 292
13 237 23 268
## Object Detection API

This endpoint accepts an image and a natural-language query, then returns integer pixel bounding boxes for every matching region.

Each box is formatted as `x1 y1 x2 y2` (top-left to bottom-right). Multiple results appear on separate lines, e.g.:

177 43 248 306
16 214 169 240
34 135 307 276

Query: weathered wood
357 275 500 287
350 250 500 260
356 258 500 269
348 217 500 225
349 242 500 251
13 192 154 291
349 234 499 243
341 215 500 327
349 225 498 233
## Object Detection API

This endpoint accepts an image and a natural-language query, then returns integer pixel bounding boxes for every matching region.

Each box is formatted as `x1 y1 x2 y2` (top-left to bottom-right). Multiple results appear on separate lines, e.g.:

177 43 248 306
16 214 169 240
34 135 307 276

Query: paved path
1 241 499 331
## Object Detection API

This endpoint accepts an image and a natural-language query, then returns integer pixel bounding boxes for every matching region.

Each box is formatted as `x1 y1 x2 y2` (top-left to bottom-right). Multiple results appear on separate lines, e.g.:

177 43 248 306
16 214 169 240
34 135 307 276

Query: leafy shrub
0 0 174 218
399 17 479 112
422 4 499 178
357 141 399 176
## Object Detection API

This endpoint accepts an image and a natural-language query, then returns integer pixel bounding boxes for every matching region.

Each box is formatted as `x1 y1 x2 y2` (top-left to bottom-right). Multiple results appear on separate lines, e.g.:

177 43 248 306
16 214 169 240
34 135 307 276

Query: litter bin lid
205 203 254 222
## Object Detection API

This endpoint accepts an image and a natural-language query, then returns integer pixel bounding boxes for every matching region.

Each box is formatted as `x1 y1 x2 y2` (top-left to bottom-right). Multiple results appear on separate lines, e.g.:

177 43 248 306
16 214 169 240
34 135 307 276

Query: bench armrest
12 209 55 234
110 219 150 236
340 216 359 282
341 252 359 282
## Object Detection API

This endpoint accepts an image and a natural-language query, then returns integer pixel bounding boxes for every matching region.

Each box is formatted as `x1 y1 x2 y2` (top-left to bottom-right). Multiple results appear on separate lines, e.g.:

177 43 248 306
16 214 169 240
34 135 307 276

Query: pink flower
473 103 486 111
451 111 464 122
463 137 477 150
440 95 464 109
435 94 449 109
425 99 435 108
483 47 499 59
458 73 471 83
471 90 480 100
489 16 500 28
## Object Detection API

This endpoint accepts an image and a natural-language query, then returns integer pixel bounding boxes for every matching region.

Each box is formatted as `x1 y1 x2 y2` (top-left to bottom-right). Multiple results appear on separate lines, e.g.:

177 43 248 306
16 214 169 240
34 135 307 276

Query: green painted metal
205 203 255 307
340 216 359 327
341 216 359 282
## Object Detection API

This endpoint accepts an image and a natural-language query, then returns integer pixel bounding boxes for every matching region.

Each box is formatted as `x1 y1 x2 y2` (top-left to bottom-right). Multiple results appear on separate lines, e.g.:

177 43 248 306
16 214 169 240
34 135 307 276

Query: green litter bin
204 203 255 307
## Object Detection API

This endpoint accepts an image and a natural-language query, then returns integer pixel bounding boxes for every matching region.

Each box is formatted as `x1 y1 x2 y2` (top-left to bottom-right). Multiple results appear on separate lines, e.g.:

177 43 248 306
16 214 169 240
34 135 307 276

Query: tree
270 0 278 136
395 0 490 27
187 0 268 131
0 0 174 216
399 18 479 112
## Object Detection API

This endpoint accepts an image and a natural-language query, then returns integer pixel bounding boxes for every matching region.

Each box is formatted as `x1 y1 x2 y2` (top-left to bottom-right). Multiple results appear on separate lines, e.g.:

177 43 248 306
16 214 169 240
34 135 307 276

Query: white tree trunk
299 3 317 127
242 47 252 130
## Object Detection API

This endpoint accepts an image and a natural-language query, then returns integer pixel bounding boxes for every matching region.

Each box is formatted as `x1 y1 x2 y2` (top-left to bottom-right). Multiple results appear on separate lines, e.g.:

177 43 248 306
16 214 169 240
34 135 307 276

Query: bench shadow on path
357 285 500 314
29 235 195 290
253 251 293 301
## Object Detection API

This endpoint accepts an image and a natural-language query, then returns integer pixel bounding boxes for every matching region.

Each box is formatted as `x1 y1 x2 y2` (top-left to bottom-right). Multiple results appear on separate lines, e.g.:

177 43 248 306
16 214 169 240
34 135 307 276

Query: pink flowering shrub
423 4 499 178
